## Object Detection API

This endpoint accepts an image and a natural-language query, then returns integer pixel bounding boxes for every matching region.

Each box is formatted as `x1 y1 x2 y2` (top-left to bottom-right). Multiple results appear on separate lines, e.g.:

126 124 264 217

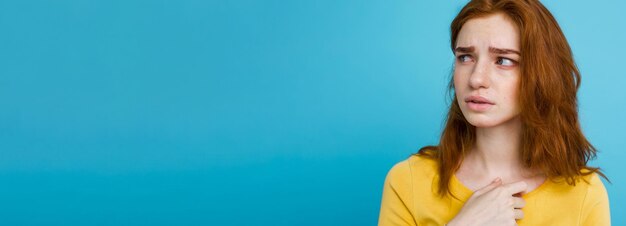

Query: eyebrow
454 46 520 55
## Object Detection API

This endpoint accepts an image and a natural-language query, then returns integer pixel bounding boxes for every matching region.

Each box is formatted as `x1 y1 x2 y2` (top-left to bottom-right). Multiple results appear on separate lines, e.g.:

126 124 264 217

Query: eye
457 55 472 63
496 57 516 66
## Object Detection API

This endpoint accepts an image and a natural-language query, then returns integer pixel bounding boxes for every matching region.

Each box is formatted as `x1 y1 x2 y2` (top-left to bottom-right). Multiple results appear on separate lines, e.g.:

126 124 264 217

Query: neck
467 116 534 179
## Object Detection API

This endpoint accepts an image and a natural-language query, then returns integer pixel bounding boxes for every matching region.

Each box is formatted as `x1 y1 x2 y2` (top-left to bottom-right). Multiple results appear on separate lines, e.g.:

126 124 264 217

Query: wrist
446 217 468 226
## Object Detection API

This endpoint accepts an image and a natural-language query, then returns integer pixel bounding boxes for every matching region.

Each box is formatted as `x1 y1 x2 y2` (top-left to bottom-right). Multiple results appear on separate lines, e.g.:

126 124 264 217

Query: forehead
455 13 520 50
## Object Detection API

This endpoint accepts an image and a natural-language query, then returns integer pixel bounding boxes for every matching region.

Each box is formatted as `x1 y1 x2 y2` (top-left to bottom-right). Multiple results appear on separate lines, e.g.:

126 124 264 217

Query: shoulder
577 172 611 224
549 171 608 195
567 170 609 200
383 154 439 188
579 172 609 205
548 171 609 209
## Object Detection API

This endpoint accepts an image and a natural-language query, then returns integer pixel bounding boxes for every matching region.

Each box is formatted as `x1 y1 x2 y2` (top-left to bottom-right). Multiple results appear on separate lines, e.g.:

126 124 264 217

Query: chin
464 114 520 128
465 117 501 128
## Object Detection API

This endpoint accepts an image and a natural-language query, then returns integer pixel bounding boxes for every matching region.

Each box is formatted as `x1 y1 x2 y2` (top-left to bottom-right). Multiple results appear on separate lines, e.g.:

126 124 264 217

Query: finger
513 209 524 220
503 181 527 195
474 177 502 196
512 197 526 209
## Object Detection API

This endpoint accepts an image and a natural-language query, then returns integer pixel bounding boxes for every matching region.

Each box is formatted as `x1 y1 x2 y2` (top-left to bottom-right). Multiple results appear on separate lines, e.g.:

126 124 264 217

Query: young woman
378 0 610 225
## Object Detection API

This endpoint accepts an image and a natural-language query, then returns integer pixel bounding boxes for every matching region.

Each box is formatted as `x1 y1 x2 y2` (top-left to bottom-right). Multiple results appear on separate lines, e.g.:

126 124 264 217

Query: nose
468 59 491 89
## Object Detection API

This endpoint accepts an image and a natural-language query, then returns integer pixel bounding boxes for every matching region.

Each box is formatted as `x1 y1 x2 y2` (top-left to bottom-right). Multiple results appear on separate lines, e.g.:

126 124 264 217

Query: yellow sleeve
580 173 611 226
378 160 418 226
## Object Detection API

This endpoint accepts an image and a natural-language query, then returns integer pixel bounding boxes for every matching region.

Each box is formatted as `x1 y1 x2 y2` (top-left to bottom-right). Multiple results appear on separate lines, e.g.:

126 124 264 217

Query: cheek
453 68 471 98
502 78 520 108
453 70 463 90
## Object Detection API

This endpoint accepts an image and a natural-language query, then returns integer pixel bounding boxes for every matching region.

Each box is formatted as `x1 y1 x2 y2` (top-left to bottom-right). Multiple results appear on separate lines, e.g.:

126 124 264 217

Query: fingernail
494 177 501 183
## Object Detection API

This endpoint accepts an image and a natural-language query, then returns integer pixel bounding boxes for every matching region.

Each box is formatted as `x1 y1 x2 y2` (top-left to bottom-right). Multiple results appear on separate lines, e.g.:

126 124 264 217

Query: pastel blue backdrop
1 0 624 225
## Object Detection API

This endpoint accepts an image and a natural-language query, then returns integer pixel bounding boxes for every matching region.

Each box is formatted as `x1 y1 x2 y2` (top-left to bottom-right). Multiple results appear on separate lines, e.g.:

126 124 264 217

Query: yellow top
378 154 611 226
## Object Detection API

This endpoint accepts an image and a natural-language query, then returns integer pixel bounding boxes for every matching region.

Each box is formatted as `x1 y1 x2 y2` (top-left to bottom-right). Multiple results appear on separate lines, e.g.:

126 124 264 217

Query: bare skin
449 178 527 226
446 13 547 226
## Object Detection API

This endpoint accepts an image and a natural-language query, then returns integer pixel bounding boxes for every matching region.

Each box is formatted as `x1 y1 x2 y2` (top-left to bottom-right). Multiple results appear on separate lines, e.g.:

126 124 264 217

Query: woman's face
453 13 521 128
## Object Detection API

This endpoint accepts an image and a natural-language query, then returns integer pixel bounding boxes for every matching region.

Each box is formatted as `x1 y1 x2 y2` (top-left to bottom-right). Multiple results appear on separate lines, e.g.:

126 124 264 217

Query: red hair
416 0 608 197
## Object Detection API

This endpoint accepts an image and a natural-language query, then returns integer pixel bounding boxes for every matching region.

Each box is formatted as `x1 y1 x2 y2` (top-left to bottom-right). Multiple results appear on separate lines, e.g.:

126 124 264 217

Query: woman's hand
447 178 527 226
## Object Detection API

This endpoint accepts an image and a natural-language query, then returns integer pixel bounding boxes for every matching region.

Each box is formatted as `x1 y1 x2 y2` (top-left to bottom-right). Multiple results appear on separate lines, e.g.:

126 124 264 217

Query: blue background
1 0 624 225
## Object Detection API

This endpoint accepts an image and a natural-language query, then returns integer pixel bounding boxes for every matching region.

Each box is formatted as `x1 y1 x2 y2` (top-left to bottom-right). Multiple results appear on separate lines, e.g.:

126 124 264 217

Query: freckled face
453 13 522 128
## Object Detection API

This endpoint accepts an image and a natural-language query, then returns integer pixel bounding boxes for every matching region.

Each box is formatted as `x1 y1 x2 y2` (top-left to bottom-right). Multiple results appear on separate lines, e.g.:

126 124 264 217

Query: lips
464 95 495 112
464 95 495 105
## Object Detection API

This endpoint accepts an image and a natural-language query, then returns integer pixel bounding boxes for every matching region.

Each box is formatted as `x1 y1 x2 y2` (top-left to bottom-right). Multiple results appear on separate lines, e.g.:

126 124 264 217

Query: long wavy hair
416 0 608 197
